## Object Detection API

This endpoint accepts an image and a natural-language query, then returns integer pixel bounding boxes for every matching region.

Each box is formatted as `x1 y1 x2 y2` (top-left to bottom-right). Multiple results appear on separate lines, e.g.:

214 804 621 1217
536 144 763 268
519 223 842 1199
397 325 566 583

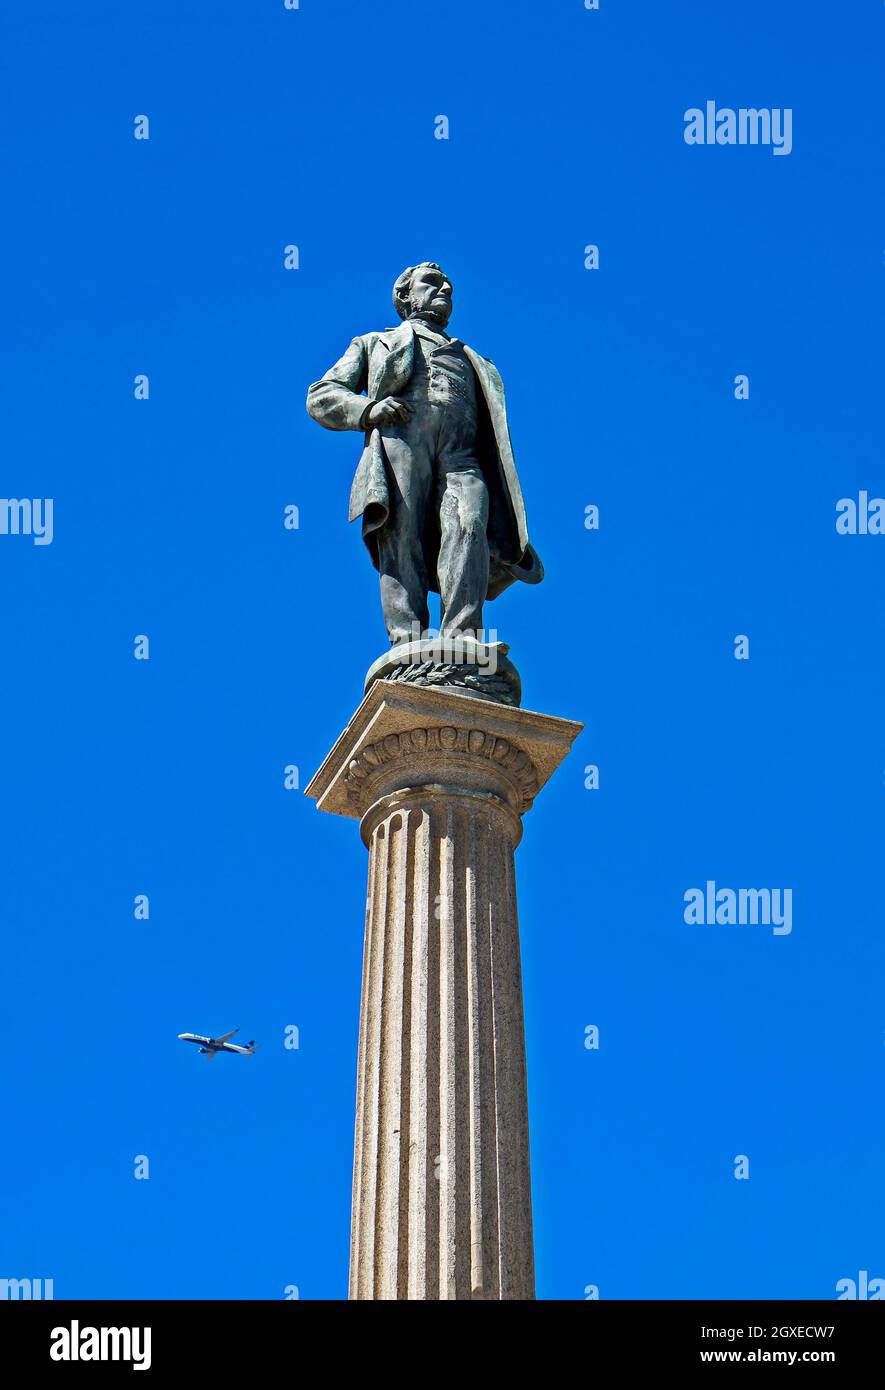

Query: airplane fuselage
177 1032 255 1056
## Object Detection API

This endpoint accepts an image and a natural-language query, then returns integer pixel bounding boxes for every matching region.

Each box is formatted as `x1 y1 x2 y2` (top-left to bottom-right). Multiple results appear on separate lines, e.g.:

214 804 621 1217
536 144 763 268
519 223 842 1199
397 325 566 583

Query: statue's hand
366 397 415 428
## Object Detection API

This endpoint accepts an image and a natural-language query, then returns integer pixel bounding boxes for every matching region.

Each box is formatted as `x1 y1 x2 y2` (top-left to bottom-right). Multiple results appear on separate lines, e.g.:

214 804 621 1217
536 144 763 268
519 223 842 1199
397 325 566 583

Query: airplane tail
245 1041 256 1054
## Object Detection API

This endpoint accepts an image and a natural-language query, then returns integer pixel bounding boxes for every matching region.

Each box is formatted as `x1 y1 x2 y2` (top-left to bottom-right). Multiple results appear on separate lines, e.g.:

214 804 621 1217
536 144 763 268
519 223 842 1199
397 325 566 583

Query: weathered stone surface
307 680 579 821
306 681 582 1300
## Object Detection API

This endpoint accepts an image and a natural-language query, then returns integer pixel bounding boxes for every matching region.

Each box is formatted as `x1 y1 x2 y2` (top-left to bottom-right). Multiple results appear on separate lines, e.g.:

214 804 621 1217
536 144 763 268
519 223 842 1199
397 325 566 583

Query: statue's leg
436 438 490 639
376 426 433 645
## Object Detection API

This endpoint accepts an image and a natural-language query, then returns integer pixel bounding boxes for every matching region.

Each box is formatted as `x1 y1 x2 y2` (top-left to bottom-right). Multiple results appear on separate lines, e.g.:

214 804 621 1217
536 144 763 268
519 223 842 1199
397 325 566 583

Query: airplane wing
214 1029 239 1045
204 1048 218 1061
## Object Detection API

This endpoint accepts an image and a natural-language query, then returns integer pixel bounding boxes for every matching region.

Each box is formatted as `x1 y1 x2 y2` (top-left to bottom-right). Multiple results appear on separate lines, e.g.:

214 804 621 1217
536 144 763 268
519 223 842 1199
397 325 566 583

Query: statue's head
392 262 453 327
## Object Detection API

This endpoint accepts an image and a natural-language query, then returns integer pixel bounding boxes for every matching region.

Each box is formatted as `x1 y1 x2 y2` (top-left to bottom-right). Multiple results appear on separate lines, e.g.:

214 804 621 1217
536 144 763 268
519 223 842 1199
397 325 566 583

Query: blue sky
1 0 883 1300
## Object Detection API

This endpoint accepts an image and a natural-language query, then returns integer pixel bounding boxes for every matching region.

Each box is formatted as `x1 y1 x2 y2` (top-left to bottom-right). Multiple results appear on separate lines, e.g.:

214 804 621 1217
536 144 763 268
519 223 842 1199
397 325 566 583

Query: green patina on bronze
306 263 543 705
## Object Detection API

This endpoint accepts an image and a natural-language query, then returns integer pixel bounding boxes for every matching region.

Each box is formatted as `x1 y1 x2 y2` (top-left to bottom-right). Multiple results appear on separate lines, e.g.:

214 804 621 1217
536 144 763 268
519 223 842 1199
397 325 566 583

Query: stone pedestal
306 680 582 1300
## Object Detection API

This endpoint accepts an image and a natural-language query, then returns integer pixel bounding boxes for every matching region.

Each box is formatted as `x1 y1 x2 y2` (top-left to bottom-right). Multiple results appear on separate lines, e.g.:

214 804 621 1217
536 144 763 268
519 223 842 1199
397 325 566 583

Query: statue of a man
306 262 542 648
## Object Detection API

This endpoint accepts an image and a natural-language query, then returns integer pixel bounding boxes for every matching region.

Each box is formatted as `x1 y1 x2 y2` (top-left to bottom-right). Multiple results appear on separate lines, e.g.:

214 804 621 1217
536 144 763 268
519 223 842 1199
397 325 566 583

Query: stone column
306 681 582 1301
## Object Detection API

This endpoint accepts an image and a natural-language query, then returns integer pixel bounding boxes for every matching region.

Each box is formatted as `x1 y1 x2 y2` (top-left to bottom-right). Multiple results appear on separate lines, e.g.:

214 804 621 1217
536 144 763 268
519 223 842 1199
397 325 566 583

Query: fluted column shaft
350 786 532 1300
305 682 583 1303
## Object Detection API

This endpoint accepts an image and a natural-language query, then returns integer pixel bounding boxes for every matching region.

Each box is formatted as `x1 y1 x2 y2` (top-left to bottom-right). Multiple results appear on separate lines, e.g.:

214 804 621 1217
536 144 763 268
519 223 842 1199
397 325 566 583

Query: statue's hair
392 262 445 320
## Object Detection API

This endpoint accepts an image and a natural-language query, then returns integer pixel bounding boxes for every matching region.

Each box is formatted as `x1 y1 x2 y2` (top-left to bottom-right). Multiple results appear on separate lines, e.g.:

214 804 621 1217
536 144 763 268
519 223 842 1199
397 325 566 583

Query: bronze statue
307 263 542 704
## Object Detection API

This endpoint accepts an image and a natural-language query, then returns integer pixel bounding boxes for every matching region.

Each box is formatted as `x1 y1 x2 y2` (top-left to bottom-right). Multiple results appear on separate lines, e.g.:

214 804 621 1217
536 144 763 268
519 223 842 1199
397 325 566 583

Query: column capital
305 680 583 821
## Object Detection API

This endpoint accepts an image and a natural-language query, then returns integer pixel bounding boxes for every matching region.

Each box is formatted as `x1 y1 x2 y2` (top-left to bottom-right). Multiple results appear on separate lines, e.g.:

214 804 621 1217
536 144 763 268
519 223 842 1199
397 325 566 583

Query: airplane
177 1028 256 1060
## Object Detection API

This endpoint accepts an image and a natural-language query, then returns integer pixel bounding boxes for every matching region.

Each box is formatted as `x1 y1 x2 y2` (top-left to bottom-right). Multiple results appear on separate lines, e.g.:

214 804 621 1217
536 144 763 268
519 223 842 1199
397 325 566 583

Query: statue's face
407 265 453 326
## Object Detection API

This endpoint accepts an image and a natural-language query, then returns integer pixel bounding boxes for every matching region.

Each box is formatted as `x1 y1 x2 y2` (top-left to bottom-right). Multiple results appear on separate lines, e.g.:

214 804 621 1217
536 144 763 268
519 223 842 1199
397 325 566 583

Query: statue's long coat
306 321 543 601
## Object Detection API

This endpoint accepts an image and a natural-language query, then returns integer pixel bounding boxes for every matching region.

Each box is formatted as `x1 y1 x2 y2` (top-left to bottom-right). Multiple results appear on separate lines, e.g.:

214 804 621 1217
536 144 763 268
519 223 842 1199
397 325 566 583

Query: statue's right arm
306 336 374 432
